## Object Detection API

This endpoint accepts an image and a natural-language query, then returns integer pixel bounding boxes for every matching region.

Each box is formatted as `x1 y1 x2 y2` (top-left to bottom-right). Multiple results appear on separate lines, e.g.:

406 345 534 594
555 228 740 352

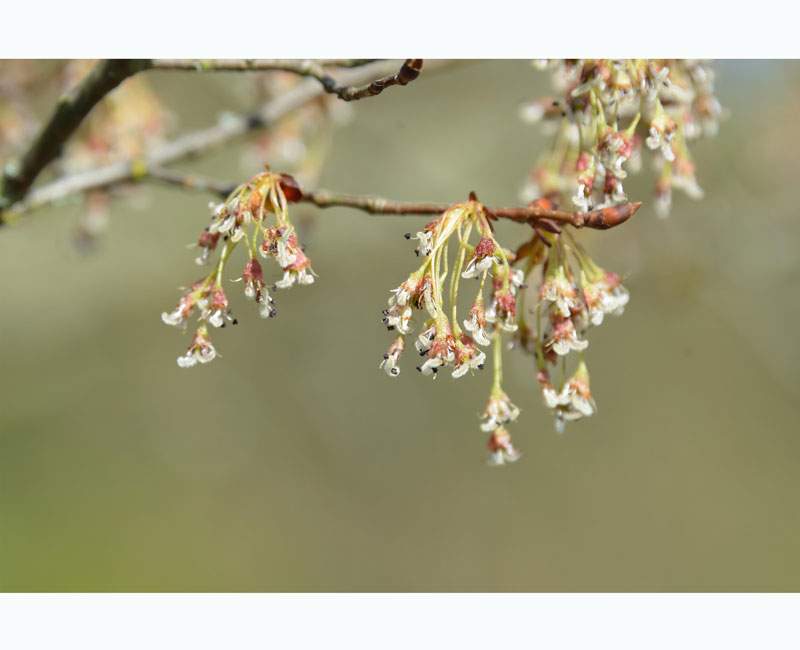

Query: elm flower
546 313 588 356
580 269 628 326
480 390 521 432
161 279 210 329
645 101 677 162
540 262 579 318
572 151 596 212
537 369 567 410
461 236 497 279
383 303 414 334
177 326 217 368
202 287 237 328
380 336 405 377
553 360 596 432
408 219 437 257
195 229 221 266
486 426 521 466
485 272 518 333
463 300 491 346
241 258 276 318
451 334 486 378
415 323 437 354
417 334 455 377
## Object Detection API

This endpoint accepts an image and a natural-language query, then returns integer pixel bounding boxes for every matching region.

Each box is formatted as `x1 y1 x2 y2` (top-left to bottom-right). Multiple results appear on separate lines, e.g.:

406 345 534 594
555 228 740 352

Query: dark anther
478 364 485 370
419 350 427 356
223 235 229 241
232 319 238 325
414 250 419 257
387 326 395 331
220 323 226 328
431 367 438 374
383 353 389 360
382 309 389 316
246 114 264 129
404 233 411 239
270 284 277 291
390 368 399 376
416 366 422 372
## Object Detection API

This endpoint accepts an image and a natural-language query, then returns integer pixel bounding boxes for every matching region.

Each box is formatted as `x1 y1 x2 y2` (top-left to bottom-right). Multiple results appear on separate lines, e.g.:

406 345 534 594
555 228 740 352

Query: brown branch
149 58 423 102
3 60 409 219
0 59 149 223
144 167 641 231
299 189 641 230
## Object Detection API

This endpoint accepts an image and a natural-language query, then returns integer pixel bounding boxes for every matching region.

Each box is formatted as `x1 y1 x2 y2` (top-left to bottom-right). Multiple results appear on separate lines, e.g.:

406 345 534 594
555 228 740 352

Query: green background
1 60 798 591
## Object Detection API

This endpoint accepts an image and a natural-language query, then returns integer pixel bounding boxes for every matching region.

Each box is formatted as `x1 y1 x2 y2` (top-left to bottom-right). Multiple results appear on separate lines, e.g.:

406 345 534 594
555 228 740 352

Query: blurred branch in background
0 60 149 216
1 59 420 222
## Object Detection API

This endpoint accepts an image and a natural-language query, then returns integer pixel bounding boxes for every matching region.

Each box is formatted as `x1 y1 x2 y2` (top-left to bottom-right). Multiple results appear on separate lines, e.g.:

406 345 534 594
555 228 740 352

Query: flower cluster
161 169 314 367
379 194 530 463
518 222 628 433
377 191 634 464
521 59 723 217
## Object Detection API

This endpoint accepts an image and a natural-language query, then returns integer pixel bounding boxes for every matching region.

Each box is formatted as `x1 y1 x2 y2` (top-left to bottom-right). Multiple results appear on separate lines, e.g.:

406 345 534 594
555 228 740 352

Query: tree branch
3 60 410 220
0 59 149 219
145 166 641 231
149 59 423 102
299 189 641 230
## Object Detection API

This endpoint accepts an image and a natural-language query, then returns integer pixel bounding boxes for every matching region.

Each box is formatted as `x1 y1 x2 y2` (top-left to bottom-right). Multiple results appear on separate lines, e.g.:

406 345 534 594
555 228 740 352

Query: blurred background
0 60 798 592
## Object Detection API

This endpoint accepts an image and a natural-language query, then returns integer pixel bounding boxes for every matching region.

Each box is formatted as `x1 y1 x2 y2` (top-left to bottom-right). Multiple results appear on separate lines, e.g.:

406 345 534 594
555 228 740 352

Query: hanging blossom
377 194 533 464
161 169 314 368
521 59 723 217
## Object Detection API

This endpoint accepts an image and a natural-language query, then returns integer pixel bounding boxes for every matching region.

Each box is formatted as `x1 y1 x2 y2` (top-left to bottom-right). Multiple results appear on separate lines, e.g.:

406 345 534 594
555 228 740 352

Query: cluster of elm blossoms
379 193 634 465
155 59 722 467
521 59 723 217
161 169 313 367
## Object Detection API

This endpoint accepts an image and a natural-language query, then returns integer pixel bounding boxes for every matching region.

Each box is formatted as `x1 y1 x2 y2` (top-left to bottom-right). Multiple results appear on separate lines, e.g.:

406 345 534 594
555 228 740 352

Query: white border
0 0 796 58
1 594 799 649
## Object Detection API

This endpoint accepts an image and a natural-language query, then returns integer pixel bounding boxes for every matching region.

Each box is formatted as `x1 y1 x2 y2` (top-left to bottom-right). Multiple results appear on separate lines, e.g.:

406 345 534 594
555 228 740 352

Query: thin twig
299 189 641 229
149 59 423 102
4 60 410 220
146 166 641 231
148 165 236 196
0 60 149 219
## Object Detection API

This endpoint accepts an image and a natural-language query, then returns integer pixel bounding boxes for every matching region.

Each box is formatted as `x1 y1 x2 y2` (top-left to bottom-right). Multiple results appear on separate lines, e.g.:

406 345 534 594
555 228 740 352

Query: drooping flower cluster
161 169 314 367
379 194 531 463
521 59 723 217
378 191 633 464
515 218 628 434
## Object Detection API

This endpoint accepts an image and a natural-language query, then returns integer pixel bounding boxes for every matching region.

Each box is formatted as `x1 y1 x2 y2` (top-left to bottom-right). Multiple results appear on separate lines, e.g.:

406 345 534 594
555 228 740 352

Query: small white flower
452 347 485 379
486 427 521 466
463 312 491 347
379 337 405 378
177 329 217 368
480 391 521 432
415 325 436 354
413 230 433 257
645 125 676 162
275 268 315 289
461 255 495 279
547 316 588 356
